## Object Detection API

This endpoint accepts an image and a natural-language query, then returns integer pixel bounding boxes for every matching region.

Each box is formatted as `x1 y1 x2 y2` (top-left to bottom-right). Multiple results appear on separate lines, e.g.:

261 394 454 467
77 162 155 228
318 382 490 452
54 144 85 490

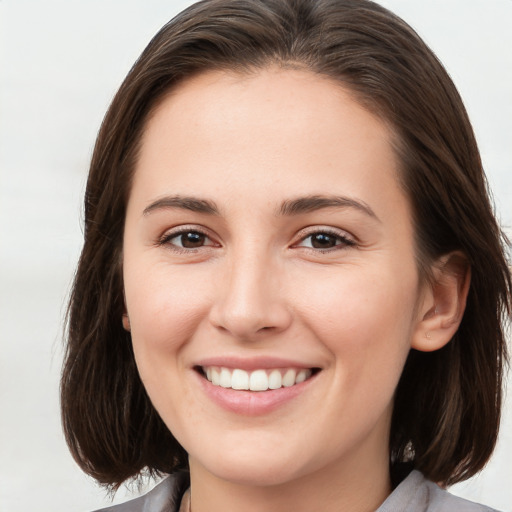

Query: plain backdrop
0 1 511 511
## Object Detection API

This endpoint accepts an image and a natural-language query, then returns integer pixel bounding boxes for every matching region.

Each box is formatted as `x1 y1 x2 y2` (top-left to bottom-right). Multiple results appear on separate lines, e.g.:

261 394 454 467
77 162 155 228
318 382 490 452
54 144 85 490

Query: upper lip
194 356 319 371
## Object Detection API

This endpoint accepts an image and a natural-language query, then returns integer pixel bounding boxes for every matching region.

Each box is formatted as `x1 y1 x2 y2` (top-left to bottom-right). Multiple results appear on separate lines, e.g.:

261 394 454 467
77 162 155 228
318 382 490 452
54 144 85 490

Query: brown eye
178 231 206 248
163 230 212 250
310 233 338 249
296 230 355 251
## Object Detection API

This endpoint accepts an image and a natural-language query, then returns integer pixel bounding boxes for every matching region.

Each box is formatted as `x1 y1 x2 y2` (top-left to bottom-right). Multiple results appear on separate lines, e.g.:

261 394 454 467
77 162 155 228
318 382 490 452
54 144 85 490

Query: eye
296 230 355 250
159 229 216 250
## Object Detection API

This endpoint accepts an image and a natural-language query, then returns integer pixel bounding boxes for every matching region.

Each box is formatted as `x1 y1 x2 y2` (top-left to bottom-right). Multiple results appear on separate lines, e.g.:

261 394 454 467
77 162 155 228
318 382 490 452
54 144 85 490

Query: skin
122 68 467 512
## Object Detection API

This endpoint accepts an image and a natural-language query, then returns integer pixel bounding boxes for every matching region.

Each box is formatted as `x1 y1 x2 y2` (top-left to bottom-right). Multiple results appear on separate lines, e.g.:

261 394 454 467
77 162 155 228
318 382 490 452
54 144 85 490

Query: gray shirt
95 470 500 511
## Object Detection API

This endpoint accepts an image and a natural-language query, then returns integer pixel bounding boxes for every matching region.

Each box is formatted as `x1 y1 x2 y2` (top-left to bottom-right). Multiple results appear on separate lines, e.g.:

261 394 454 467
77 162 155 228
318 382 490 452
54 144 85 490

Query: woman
61 0 511 510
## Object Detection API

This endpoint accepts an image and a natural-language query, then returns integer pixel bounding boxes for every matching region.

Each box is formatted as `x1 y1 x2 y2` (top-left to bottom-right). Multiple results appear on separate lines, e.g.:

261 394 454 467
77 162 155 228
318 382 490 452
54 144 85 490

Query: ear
412 251 471 352
122 314 131 332
122 289 131 332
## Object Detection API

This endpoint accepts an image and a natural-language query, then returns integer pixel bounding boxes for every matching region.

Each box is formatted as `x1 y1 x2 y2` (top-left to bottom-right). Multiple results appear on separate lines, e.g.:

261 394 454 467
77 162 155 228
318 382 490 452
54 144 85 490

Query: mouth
195 366 320 392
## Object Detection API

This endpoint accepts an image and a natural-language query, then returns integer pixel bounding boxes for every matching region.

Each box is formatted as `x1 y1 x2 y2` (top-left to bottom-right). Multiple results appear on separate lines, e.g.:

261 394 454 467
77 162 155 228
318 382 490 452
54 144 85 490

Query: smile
200 366 315 391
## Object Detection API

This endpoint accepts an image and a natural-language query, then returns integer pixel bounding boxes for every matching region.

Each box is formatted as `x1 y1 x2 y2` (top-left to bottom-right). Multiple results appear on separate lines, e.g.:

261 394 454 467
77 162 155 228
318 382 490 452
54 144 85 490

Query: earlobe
412 252 471 352
122 287 131 332
122 313 131 332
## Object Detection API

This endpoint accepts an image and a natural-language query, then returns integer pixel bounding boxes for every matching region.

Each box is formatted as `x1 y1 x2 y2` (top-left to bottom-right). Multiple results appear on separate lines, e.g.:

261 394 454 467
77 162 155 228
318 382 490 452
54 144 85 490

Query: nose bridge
210 240 291 338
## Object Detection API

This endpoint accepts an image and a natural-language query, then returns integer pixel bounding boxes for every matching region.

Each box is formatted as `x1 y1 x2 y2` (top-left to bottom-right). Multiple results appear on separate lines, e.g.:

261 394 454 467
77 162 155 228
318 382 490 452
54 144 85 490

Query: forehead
131 68 408 227
143 67 395 153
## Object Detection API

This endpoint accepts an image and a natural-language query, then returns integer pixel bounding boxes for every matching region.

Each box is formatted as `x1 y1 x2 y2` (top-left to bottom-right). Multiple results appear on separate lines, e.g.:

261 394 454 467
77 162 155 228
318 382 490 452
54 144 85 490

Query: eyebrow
142 193 379 221
143 195 220 216
278 194 379 221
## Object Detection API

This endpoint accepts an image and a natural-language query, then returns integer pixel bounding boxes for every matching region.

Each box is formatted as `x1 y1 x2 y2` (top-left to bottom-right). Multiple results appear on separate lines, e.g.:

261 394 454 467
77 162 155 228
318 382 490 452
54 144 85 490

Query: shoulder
377 470 502 512
92 472 189 512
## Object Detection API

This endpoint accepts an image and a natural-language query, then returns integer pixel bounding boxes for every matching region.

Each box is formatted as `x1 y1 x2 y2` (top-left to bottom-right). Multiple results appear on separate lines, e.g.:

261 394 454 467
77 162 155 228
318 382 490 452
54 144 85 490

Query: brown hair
61 0 511 488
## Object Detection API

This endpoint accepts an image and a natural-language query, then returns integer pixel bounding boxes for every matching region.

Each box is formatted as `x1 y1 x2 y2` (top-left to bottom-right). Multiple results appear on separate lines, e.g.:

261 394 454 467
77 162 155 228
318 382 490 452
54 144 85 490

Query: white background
0 1 511 511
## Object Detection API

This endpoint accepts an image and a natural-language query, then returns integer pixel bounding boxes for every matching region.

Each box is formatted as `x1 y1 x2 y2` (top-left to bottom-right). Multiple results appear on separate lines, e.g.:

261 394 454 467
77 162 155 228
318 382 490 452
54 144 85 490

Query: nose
208 250 292 340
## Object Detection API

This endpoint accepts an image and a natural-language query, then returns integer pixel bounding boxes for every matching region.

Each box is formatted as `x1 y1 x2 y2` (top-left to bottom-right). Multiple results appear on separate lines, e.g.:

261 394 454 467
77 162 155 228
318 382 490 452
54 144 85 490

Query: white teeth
231 369 249 390
296 369 308 383
249 370 268 391
282 369 296 387
203 366 313 391
268 369 282 389
219 368 232 388
211 367 220 386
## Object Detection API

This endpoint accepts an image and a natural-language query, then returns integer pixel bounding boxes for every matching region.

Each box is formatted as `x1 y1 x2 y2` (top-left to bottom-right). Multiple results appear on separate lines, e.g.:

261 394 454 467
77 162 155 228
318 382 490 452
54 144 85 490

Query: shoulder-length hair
61 0 511 488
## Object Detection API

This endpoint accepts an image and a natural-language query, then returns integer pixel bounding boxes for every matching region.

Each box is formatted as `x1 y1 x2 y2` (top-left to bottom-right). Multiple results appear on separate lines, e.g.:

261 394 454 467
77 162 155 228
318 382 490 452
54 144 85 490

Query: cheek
124 260 213 358
301 264 417 335
295 263 418 383
123 264 211 429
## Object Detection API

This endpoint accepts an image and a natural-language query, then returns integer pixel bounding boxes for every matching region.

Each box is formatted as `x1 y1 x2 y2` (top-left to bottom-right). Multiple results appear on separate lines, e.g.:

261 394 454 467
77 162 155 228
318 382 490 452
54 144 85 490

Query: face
123 68 426 488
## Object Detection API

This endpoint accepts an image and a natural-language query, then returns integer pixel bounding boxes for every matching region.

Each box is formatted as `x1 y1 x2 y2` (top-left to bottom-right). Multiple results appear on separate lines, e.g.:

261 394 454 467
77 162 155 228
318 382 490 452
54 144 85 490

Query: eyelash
294 228 356 252
157 227 217 253
157 227 356 253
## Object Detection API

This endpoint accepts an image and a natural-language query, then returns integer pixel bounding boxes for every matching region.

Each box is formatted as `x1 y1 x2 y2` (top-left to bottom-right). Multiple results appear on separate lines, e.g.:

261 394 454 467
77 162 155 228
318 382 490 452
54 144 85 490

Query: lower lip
194 370 317 416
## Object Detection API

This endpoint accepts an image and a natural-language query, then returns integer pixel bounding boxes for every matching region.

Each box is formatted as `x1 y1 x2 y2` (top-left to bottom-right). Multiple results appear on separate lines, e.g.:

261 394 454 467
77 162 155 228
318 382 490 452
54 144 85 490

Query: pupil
311 233 336 248
182 232 205 248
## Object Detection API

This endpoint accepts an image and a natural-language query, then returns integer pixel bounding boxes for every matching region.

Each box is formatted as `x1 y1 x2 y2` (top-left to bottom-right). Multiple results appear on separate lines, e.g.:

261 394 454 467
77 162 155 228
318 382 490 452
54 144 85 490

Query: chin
188 436 315 487
203 457 307 487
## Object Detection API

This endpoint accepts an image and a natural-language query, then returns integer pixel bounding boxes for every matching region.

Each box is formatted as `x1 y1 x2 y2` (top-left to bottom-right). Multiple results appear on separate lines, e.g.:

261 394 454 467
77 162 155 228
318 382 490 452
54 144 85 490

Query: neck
188 441 391 512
